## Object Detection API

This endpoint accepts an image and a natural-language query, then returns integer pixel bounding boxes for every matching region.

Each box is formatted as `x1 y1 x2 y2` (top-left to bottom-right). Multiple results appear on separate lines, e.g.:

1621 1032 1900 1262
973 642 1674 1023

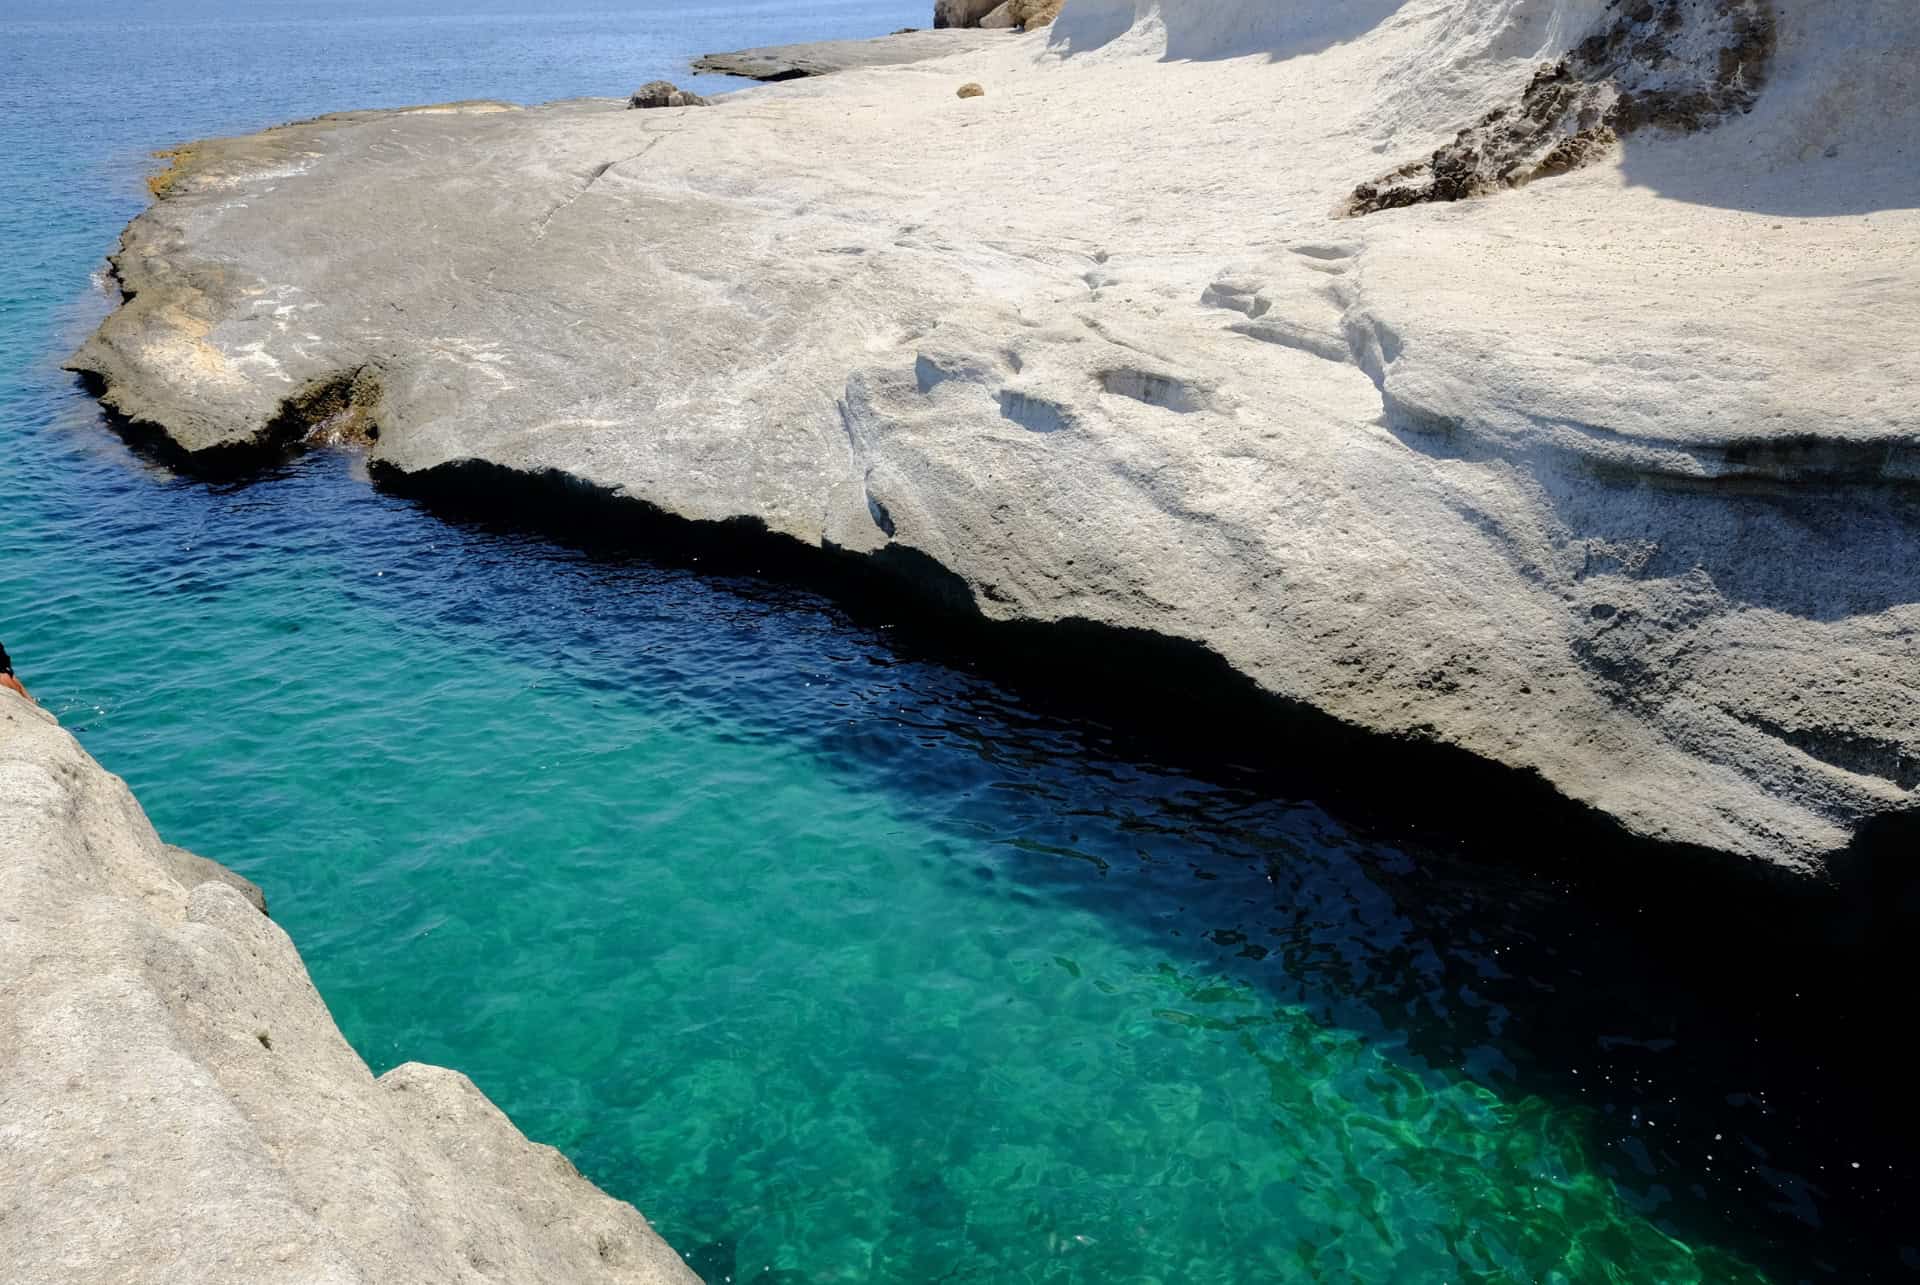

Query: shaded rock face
1351 0 1776 213
65 1 1920 878
630 80 710 109
0 690 700 1285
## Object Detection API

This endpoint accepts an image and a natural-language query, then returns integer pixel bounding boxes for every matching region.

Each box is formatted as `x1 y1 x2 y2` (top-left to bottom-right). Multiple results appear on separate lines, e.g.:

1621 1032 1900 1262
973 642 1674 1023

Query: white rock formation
70 0 1920 877
0 690 699 1285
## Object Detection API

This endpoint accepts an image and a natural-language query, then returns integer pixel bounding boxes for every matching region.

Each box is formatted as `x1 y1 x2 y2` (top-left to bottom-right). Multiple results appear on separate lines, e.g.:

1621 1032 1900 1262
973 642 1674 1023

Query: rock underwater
68 0 1920 881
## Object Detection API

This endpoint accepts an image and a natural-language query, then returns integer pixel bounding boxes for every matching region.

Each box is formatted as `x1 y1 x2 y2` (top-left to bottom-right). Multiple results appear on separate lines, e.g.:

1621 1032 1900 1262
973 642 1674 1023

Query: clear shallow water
0 4 1907 1282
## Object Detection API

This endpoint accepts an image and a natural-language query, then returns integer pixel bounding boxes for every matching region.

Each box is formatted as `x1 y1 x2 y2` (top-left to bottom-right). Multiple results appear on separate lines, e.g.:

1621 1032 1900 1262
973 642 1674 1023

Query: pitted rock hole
997 389 1075 432
1099 367 1205 414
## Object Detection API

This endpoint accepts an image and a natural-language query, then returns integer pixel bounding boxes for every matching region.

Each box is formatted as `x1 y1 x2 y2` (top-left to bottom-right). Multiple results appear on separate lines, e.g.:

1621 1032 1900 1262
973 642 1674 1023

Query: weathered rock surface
0 689 699 1284
69 0 1920 877
629 80 709 109
1006 0 1066 30
980 4 1018 31
934 0 1005 29
691 28 1007 81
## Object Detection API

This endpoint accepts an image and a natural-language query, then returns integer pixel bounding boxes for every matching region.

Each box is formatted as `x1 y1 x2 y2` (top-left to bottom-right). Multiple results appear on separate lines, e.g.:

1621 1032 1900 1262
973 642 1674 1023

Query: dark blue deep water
0 3 1908 1281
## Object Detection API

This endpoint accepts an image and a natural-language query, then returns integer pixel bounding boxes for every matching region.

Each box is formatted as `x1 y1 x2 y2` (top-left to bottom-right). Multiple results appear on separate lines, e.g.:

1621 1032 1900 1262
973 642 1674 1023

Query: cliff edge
0 689 699 1285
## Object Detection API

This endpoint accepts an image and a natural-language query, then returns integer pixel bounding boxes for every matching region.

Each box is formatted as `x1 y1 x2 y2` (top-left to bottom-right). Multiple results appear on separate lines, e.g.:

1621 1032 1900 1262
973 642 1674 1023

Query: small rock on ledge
629 80 709 109
957 82 986 98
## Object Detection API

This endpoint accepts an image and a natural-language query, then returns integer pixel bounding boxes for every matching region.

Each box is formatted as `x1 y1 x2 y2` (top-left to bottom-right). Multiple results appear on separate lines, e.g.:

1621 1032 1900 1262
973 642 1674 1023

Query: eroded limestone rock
629 80 710 109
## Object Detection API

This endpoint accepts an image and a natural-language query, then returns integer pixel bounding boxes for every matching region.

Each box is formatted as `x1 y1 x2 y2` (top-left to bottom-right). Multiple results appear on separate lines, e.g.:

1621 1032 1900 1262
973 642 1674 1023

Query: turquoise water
0 4 1905 1282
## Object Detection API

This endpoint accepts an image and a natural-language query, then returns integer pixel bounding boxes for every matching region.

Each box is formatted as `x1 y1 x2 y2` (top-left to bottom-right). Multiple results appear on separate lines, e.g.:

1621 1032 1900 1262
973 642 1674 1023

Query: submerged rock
0 689 699 1284
68 0 1920 878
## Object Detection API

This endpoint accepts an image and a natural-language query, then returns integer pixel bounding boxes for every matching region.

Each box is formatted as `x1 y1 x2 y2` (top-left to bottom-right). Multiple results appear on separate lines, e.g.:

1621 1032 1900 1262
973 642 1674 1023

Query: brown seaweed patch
266 367 383 448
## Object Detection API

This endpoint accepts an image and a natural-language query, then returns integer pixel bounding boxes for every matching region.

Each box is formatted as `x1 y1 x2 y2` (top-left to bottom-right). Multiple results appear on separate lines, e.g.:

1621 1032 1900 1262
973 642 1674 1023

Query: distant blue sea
0 4 1900 1281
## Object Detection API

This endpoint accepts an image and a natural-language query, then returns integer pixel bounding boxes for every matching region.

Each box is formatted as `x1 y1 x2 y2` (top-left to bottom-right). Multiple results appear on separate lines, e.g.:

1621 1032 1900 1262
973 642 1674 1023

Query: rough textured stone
629 80 709 109
957 81 987 97
1006 0 1066 29
934 0 1004 29
67 0 1920 877
979 4 1018 31
692 28 1008 81
0 689 699 1285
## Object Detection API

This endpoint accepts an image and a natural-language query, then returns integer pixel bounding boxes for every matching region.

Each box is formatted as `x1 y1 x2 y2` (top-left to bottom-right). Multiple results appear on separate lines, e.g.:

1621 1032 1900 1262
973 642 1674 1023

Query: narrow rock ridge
0 690 700 1285
690 28 1008 81
66 0 1920 879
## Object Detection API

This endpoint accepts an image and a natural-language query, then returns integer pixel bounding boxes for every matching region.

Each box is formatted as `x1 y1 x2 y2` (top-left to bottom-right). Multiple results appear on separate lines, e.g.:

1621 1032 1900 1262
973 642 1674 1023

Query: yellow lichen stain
146 146 199 199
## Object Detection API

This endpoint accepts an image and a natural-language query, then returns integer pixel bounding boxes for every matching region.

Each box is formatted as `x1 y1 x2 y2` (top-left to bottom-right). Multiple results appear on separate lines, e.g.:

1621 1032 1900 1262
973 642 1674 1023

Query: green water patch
0 431 1782 1282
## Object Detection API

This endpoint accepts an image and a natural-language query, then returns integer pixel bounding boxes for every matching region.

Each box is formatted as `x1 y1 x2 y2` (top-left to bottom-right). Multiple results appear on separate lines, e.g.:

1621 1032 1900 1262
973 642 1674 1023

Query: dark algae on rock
1350 0 1776 214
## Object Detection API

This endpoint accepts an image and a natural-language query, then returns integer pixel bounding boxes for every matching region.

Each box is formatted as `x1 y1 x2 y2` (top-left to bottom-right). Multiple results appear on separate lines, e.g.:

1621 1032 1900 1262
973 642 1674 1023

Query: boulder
957 81 987 97
979 3 1018 29
933 0 1003 29
629 80 709 109
1007 0 1066 28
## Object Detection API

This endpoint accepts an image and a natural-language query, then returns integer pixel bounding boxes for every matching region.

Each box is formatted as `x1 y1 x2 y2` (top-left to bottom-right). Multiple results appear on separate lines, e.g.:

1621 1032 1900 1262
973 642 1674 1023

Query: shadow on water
81 415 1920 1282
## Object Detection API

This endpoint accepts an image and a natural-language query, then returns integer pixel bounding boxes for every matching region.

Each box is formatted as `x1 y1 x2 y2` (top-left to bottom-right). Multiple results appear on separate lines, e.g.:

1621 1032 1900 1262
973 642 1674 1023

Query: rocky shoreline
0 689 698 1282
68 0 1919 891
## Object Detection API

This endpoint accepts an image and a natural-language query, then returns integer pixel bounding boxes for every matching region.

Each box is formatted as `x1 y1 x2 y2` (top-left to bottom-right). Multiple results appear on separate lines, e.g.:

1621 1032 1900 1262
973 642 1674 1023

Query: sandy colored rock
1007 0 1065 30
957 80 987 97
934 0 1003 29
0 689 700 1285
68 0 1920 876
980 4 1017 30
629 80 709 108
